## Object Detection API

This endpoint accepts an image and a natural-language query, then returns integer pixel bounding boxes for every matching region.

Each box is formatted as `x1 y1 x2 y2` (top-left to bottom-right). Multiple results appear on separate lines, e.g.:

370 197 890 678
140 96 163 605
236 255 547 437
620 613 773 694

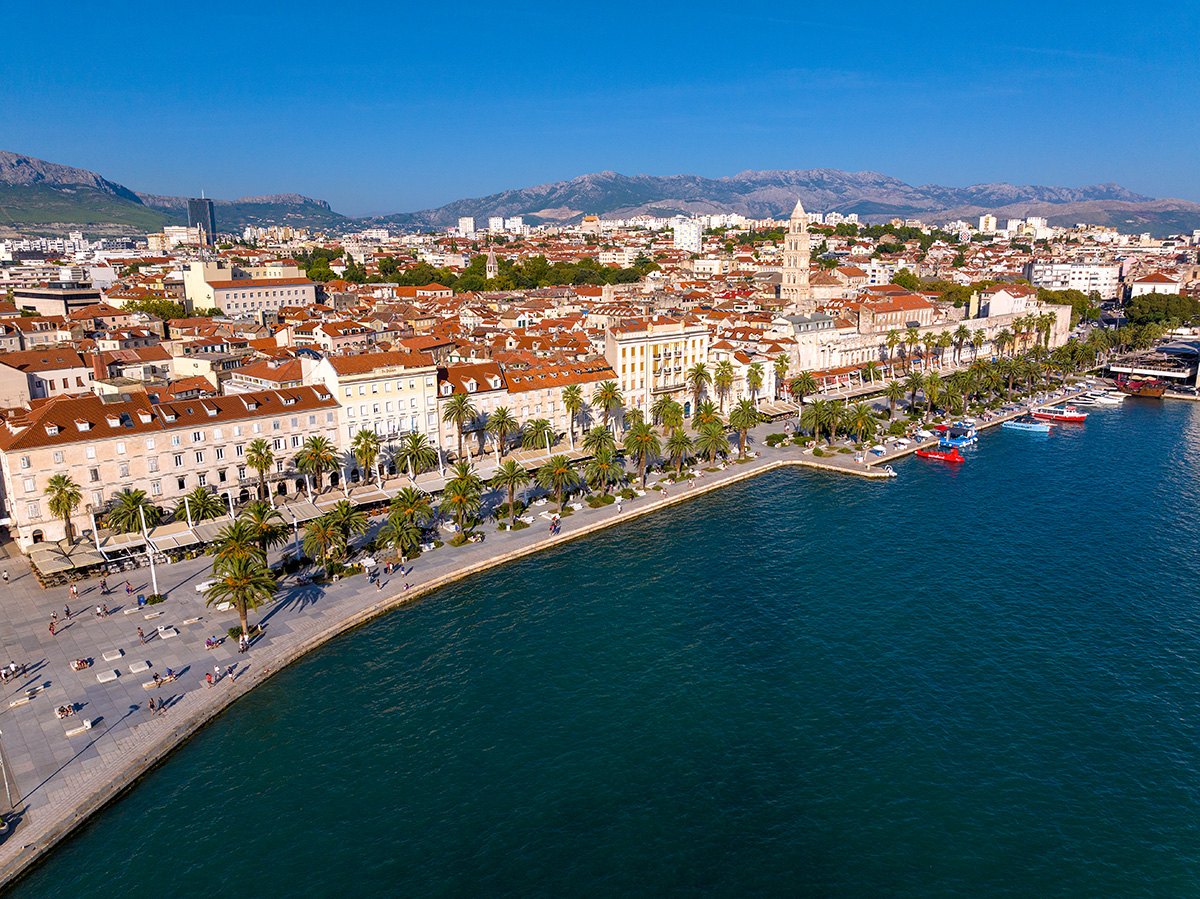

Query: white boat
1079 390 1125 405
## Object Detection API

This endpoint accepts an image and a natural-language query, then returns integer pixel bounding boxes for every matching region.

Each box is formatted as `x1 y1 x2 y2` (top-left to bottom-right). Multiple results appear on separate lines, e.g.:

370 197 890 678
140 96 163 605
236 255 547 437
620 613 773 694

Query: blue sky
2 0 1196 216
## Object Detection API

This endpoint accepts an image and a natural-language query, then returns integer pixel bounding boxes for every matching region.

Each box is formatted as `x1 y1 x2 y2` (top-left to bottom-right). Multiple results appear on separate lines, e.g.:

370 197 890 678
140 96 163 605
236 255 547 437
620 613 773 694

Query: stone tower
485 247 498 281
780 198 813 312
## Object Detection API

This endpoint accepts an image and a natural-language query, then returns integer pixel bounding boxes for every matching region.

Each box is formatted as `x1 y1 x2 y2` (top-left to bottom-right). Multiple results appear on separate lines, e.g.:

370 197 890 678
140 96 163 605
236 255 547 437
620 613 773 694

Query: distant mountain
372 169 1199 237
0 150 347 237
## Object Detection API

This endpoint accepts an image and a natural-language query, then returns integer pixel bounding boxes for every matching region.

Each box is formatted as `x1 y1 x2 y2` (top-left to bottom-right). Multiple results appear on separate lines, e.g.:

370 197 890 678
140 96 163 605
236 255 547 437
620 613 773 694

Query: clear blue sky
3 0 1196 216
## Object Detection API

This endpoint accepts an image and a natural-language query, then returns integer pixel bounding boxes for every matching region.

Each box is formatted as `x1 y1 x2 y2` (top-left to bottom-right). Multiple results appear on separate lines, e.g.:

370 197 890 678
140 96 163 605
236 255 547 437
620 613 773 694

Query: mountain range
1 150 1198 239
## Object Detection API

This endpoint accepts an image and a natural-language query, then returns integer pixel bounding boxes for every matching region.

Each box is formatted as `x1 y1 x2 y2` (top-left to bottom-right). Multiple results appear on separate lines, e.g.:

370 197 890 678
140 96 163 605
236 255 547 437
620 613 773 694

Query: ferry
1002 417 1053 433
916 445 965 463
1032 405 1087 422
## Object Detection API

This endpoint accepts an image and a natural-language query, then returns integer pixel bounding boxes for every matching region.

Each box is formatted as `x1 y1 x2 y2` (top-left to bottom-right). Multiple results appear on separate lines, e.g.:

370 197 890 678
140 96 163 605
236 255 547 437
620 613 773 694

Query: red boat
1116 376 1167 398
1032 405 1087 422
915 446 964 463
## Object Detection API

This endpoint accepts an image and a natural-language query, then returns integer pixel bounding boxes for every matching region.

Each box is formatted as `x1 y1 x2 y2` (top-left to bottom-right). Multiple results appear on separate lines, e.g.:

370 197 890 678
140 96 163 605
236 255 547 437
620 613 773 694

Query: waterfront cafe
1108 343 1199 387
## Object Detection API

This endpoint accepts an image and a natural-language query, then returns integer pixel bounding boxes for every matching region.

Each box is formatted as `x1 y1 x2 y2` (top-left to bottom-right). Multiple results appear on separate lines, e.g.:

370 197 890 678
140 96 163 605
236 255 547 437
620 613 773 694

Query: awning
278 501 322 523
193 518 235 544
97 531 146 553
147 520 200 551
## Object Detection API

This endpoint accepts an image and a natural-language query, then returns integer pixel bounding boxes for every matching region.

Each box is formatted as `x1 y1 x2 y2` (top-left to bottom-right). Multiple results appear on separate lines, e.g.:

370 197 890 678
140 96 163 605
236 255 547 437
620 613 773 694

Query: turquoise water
9 400 1200 898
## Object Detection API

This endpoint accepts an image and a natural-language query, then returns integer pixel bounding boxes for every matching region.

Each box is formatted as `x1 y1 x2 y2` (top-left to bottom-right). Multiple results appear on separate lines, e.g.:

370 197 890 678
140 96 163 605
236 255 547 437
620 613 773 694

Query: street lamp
138 504 159 598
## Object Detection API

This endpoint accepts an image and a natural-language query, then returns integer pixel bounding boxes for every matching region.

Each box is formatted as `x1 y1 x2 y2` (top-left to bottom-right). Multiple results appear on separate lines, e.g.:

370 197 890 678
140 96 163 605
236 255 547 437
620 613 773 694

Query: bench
182 617 201 626
214 602 233 612
8 697 30 708
65 720 92 737
102 649 124 662
157 627 179 639
123 608 141 616
143 611 162 620
129 661 150 674
97 670 119 683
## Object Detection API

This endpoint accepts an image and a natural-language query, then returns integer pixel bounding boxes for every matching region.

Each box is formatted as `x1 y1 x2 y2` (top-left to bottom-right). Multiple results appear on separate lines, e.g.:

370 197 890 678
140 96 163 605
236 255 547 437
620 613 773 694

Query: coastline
0 379 1101 888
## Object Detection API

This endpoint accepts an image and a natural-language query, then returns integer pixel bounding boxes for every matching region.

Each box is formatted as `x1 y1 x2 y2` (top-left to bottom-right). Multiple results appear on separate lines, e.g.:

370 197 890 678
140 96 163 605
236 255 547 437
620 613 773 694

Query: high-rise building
673 220 702 254
458 217 476 236
780 199 813 312
188 198 217 246
488 216 505 232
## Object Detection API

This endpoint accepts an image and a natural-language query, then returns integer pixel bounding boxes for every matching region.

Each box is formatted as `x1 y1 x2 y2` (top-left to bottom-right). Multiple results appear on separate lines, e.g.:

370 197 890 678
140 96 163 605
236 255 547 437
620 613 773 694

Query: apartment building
504 360 616 441
435 362 508 460
604 316 709 417
0 387 341 551
1022 261 1120 299
0 348 93 405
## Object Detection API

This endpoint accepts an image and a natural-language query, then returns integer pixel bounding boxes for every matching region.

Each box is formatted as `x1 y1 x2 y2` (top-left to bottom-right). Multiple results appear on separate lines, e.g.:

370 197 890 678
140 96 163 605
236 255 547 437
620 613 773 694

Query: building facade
780 199 813 312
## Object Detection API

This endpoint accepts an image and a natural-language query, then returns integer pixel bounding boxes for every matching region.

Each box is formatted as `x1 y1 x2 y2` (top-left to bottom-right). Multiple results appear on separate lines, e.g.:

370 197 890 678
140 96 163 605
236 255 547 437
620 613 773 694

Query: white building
457 217 476 237
1130 272 1182 297
488 217 505 232
978 214 998 233
1022 261 1121 299
604 316 710 417
780 199 813 311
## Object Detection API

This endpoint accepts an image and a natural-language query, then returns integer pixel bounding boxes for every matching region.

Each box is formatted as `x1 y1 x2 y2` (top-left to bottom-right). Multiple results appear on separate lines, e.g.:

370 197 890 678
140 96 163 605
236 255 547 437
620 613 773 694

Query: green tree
904 371 925 413
243 500 287 559
246 438 274 500
389 486 433 527
789 371 818 404
693 400 721 428
846 402 877 442
486 406 519 460
713 361 735 413
103 489 163 534
591 380 623 430
801 399 828 444
891 268 921 290
327 500 368 549
536 454 582 514
695 421 729 464
561 386 584 450
745 363 764 403
491 460 531 529
441 392 477 461
213 519 265 572
396 431 438 478
686 362 712 415
296 435 338 492
175 486 224 523
205 556 277 640
883 380 904 419
665 428 694 476
44 474 82 542
351 429 381 486
521 418 555 453
585 447 623 495
303 516 341 573
728 399 759 458
582 424 616 457
773 354 790 399
623 421 662 488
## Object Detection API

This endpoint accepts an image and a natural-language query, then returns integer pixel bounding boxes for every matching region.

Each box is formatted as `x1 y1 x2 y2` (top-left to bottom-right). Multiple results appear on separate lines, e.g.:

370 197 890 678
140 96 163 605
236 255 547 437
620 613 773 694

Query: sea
8 398 1200 899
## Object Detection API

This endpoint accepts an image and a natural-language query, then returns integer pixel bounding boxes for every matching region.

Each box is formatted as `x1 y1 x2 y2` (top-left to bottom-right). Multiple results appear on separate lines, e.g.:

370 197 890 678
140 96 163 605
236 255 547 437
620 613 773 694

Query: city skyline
2 1 1197 216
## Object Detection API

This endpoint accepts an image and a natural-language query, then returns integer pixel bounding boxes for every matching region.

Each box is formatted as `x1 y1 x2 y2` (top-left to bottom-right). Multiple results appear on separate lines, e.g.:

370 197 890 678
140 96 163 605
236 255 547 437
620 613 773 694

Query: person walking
206 672 212 687
69 584 78 601
48 620 55 636
213 664 221 684
147 697 156 714
157 696 165 713
137 627 145 645
100 577 108 595
64 604 71 619
2 570 7 584
125 580 132 595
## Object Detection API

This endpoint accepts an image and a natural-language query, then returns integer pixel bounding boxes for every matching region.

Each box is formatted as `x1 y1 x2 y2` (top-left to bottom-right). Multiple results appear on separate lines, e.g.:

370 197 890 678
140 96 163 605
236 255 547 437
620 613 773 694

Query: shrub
449 533 468 547
227 624 260 639
497 520 531 531
792 434 806 446
813 448 827 457
837 447 852 454
620 488 636 500
494 500 527 520
145 593 166 605
765 433 787 447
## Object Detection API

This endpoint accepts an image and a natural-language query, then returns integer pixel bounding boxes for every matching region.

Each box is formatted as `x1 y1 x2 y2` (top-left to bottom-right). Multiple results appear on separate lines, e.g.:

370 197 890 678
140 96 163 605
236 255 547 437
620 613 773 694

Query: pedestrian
206 672 212 687
125 580 132 595
96 605 103 618
69 584 78 600
226 665 235 682
101 603 108 617
48 621 55 636
157 695 165 712
147 697 156 714
214 664 221 683
1 570 7 584
376 580 382 591
100 578 107 595
64 604 71 619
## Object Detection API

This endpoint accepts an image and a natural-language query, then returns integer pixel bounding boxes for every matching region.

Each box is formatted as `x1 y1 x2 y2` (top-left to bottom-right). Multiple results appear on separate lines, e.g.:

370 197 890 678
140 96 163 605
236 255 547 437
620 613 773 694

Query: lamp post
0 730 12 810
139 504 159 598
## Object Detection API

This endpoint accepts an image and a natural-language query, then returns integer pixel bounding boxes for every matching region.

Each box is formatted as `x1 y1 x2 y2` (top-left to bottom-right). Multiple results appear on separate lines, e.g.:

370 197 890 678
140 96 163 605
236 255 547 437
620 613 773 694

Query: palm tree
922 334 938 370
971 332 986 362
686 362 711 416
937 332 953 367
441 392 477 461
623 420 661 488
396 431 438 479
924 372 943 414
491 460 531 529
995 328 1014 358
693 399 721 428
846 402 877 443
44 474 81 542
351 429 381 486
561 386 583 450
695 421 729 465
486 406 519 460
665 428 694 476
773 355 790 399
246 438 274 500
651 395 675 430
905 327 921 371
789 371 818 405
441 474 481 530
521 418 555 454
327 499 368 549
303 515 341 573
823 401 844 444
801 399 828 444
390 487 432 527
243 500 286 559
745 363 764 403
378 512 421 558
582 424 616 457
883 380 904 419
728 398 759 459
861 360 879 386
953 324 971 366
103 488 162 534
944 387 965 416
585 447 623 495
536 454 582 514
213 520 265 572
205 556 277 640
591 380 623 430
296 435 337 492
174 486 224 523
904 371 925 414
885 329 901 365
713 360 735 413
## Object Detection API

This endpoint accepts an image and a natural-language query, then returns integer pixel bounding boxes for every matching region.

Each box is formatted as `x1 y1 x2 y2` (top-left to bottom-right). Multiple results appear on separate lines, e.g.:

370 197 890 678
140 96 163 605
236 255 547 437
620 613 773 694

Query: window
149 457 159 472
344 387 352 397
238 467 246 480
272 420 280 431
253 423 261 434
23 477 34 493
216 447 225 461
214 428 223 440
19 456 29 469
177 477 186 491
291 435 301 448
26 502 39 519
146 437 155 450
371 383 378 394
89 468 100 483
233 426 242 437
174 454 184 467
347 406 355 417
151 481 161 496
218 469 227 483
358 385 366 395
273 438 283 451
198 473 207 487
85 446 96 459
326 412 334 423
309 415 316 425
116 441 126 454
291 417 298 428
52 451 63 464
275 461 284 474
118 462 129 478
384 383 392 393
236 444 245 457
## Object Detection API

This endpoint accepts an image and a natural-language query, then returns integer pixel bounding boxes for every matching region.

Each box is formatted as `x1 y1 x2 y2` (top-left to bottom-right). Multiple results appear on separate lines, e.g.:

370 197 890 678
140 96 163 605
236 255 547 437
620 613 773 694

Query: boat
1077 390 1125 406
1032 405 1088 422
916 445 965 463
1002 417 1053 433
1116 376 1167 398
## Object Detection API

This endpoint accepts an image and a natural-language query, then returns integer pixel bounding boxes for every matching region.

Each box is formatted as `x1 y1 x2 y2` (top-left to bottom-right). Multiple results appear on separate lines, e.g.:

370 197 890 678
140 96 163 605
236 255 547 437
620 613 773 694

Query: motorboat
916 445 965 463
1032 405 1088 422
1002 417 1053 433
1076 390 1124 406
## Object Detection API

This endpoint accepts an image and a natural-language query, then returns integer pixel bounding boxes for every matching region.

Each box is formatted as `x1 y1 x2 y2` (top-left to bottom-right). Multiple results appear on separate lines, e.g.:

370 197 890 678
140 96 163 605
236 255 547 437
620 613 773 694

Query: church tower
485 247 498 281
780 198 813 312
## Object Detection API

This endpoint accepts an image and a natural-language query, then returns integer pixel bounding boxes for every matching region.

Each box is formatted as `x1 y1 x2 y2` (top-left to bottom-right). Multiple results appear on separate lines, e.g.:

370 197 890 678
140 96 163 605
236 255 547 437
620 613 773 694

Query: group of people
146 695 166 716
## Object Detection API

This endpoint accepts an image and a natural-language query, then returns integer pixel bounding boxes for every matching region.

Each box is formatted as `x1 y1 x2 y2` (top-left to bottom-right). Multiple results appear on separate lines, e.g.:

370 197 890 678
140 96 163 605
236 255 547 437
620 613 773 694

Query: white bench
101 649 123 662
129 661 150 674
182 617 201 626
65 720 92 737
143 611 162 620
214 602 233 612
123 607 141 616
157 627 179 639
97 670 119 683
8 697 30 708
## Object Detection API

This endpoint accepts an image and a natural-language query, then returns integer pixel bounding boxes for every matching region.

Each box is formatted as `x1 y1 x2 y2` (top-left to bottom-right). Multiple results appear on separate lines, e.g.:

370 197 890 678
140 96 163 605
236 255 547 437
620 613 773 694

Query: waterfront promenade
0 381 1098 886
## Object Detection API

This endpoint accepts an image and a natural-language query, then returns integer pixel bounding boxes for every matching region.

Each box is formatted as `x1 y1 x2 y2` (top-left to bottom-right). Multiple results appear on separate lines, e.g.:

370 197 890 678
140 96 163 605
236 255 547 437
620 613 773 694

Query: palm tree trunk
508 486 516 530
239 602 249 639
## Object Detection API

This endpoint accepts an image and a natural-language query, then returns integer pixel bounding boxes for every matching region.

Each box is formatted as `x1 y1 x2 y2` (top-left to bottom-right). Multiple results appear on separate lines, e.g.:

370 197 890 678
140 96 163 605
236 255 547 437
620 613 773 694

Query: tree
103 489 163 534
789 371 818 404
861 360 879 386
695 421 728 464
883 380 904 419
728 399 758 458
891 268 921 290
953 324 971 366
174 486 224 523
686 362 712 415
396 431 438 478
378 511 421 558
745 363 764 403
246 438 274 500
521 418 555 453
623 421 662 489
693 400 721 428
243 500 287 559
441 392 477 461
585 447 623 495
351 429 381 486
303 516 341 574
491 460 531 529
486 406 519 460
561 386 583 450
591 380 623 430
905 328 921 372
924 372 943 414
713 361 735 413
904 371 925 414
886 329 901 365
773 355 790 399
389 487 433 527
205 556 277 640
801 399 828 444
442 470 481 529
536 454 582 514
846 402 877 442
327 500 368 549
296 435 338 491
44 474 82 542
213 520 265 572
665 428 694 476
582 424 616 457
823 401 844 443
